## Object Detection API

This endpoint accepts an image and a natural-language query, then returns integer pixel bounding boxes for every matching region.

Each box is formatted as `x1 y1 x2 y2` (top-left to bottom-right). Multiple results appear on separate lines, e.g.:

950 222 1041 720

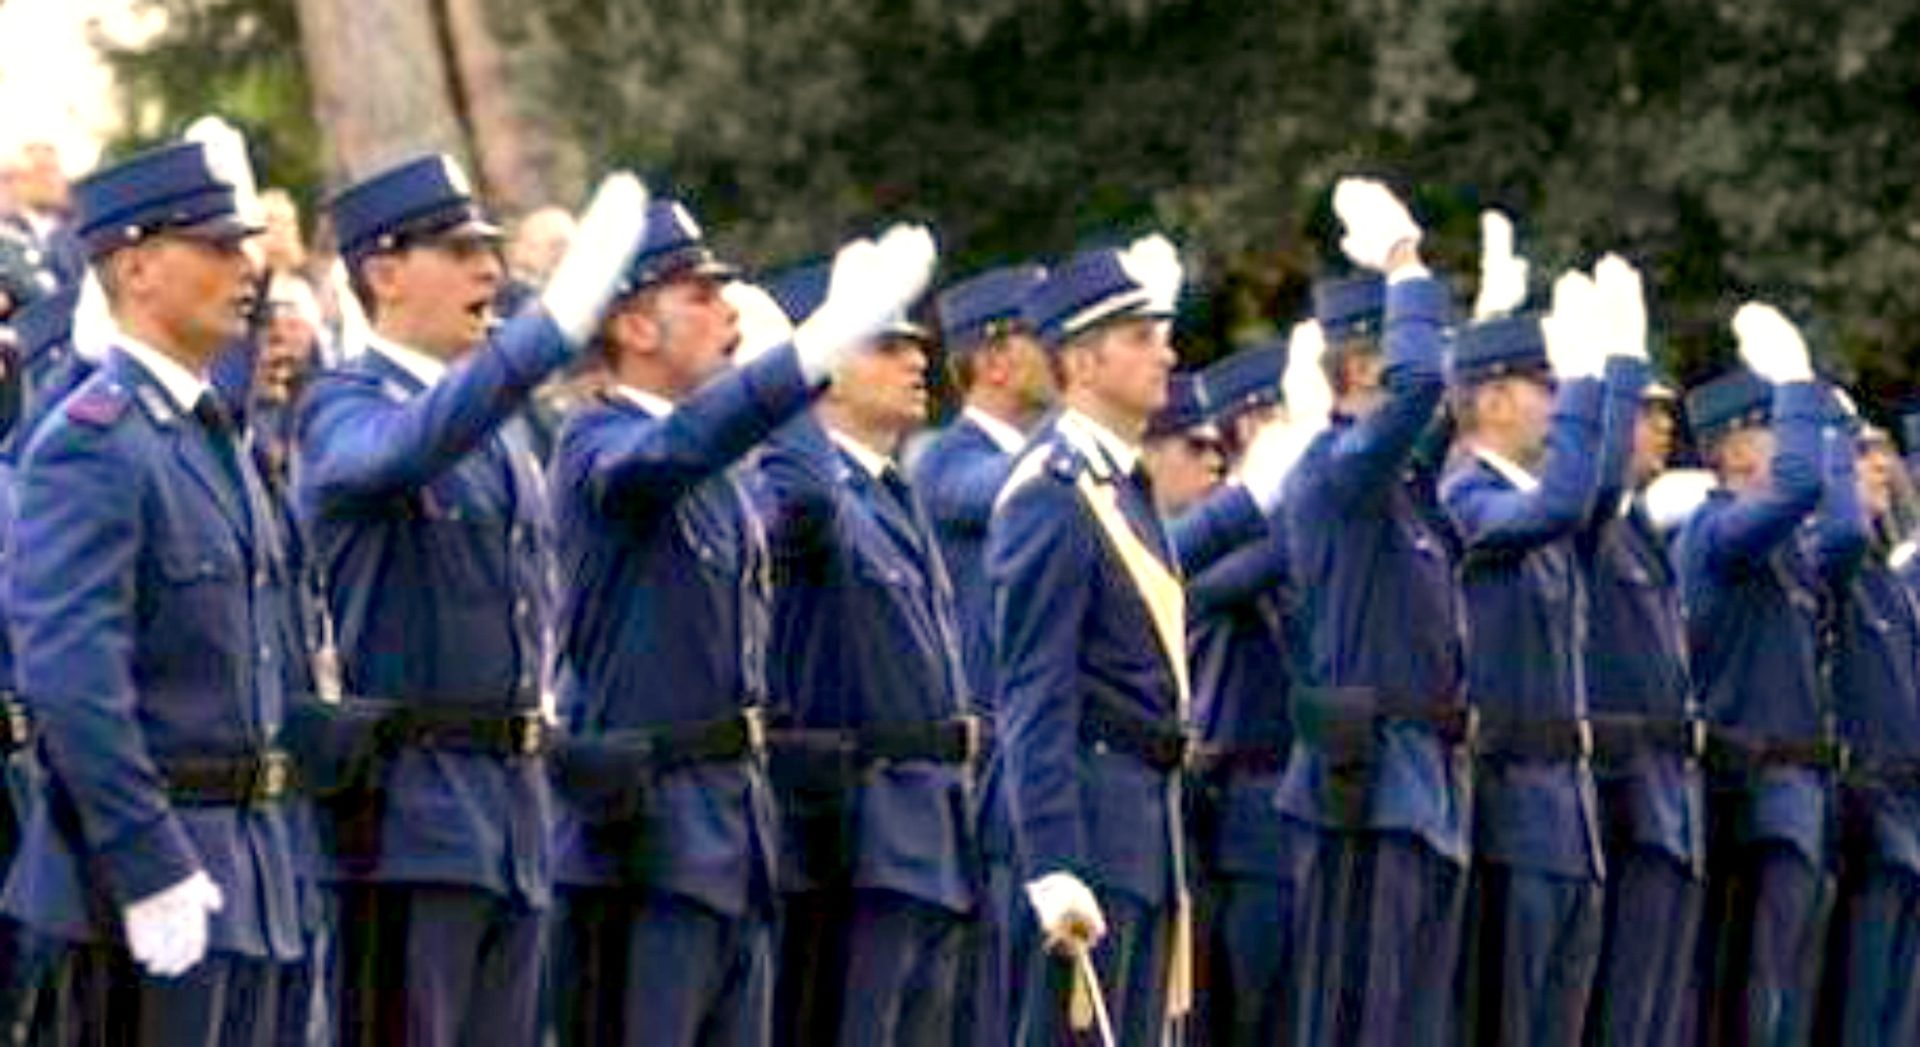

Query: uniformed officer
1277 178 1465 1047
988 236 1292 1046
1174 340 1310 1046
293 156 646 1046
1580 374 1708 1047
1823 426 1920 1044
4 135 303 1044
1441 262 1646 1045
754 235 990 1046
1675 305 1862 1045
548 205 934 1047
909 262 1051 1047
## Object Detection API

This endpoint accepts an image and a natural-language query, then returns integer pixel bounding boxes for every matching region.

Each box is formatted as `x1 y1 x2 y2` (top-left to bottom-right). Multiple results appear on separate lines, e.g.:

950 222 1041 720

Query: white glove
1025 872 1107 953
1332 177 1422 273
1593 254 1648 362
1643 468 1718 533
1472 211 1529 320
540 173 651 347
122 871 224 978
792 223 937 383
1732 302 1813 384
1120 233 1182 315
720 281 796 367
1237 411 1324 513
1281 320 1334 428
1541 270 1604 381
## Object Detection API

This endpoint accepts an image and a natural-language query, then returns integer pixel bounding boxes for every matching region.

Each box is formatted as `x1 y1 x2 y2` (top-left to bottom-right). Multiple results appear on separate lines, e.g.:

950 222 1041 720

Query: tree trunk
292 0 470 190
439 0 585 216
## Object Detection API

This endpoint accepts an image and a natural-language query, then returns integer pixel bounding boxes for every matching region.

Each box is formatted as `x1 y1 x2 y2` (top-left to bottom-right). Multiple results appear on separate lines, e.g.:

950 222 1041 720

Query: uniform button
254 570 269 589
514 598 531 619
259 644 273 662
518 673 535 691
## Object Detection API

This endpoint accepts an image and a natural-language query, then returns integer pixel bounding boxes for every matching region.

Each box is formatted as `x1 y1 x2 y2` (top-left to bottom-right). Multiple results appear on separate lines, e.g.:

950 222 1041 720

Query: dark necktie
194 392 241 483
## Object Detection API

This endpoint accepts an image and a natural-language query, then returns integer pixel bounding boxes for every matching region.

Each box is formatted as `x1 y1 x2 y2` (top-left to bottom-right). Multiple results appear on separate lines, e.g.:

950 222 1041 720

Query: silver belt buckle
1576 719 1594 763
959 714 984 765
256 750 292 801
742 707 768 759
512 715 545 758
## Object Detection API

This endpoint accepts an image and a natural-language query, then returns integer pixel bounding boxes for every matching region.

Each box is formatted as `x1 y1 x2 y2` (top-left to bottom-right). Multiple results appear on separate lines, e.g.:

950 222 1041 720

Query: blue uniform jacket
1188 513 1297 879
294 315 572 904
1275 276 1469 863
1440 372 1619 879
987 414 1265 905
1676 382 1861 866
551 346 816 916
4 349 302 960
1833 530 1920 878
913 412 1024 867
758 414 976 914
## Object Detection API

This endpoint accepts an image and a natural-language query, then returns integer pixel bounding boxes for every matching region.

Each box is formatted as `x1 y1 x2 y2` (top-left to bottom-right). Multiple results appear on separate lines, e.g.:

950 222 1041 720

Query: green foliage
96 0 1920 416
97 0 324 218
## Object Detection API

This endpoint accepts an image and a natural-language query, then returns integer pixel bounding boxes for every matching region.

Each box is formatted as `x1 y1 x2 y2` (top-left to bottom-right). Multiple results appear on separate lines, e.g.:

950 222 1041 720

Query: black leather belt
1081 699 1190 773
769 716 988 767
1187 741 1286 777
1846 755 1920 792
563 710 766 774
1292 685 1476 750
162 749 296 806
382 707 551 759
1476 715 1593 764
1587 712 1707 767
1704 726 1849 775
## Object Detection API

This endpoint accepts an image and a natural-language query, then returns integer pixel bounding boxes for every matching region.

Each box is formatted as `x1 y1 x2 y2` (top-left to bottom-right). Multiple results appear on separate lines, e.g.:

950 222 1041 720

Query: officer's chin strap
1069 945 1118 1047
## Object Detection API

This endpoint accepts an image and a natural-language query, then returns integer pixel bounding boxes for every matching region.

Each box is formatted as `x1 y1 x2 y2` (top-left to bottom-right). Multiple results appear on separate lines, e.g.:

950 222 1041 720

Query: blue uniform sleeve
756 409 845 569
1186 519 1287 618
1169 482 1267 577
573 345 815 517
1589 357 1652 526
1443 377 1607 555
913 429 1012 537
11 421 200 905
1690 381 1824 575
1808 429 1868 584
1295 277 1449 512
990 475 1094 879
296 312 573 509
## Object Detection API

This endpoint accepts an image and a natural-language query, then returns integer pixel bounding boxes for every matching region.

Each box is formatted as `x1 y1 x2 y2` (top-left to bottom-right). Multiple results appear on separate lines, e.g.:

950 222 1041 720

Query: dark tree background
98 0 1920 423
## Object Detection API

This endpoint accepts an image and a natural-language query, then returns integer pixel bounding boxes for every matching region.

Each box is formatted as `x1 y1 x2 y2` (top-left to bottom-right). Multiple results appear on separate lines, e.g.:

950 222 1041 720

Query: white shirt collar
1058 407 1140 476
963 405 1027 456
1473 444 1541 493
828 428 896 480
614 384 675 417
112 327 209 413
368 331 449 388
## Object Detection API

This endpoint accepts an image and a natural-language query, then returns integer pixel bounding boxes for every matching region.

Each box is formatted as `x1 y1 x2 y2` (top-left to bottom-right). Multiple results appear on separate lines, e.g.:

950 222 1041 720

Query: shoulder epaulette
63 380 131 429
995 436 1084 514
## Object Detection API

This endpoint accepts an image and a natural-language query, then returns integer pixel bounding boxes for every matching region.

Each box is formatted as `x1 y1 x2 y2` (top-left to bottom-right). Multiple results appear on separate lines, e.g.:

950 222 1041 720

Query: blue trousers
954 859 1026 1047
775 888 964 1047
1290 829 1465 1047
1701 841 1831 1047
58 945 289 1047
331 884 545 1047
553 886 770 1047
1586 846 1703 1047
1832 859 1920 1046
1461 861 1605 1047
1198 873 1295 1046
1018 888 1169 1047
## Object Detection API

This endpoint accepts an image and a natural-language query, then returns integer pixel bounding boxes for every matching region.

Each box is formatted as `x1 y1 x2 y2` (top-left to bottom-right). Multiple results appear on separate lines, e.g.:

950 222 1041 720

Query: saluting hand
1472 210 1530 320
1733 302 1814 384
1332 177 1422 274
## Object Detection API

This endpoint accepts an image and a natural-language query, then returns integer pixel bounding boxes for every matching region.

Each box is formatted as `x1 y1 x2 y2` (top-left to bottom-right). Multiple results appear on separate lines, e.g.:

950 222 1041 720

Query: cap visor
173 215 264 244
